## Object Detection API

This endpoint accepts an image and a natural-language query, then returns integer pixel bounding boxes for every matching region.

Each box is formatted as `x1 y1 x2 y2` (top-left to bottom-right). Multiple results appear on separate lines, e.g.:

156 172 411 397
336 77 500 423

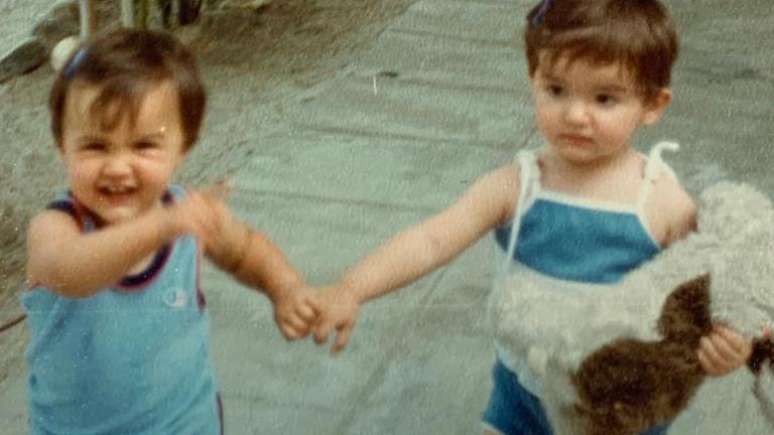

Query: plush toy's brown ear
657 274 713 346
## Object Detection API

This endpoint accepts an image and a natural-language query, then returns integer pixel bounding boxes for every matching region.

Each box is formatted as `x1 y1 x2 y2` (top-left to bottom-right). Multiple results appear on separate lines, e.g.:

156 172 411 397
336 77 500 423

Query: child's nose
564 100 590 125
101 153 133 177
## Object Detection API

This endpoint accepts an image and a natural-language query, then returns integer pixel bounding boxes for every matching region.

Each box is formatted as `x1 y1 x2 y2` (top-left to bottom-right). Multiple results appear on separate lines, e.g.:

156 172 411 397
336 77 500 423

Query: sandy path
0 0 53 58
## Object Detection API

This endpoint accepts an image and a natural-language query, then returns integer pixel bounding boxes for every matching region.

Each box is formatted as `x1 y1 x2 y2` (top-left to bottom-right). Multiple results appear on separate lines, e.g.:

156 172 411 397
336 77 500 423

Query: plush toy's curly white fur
490 182 774 435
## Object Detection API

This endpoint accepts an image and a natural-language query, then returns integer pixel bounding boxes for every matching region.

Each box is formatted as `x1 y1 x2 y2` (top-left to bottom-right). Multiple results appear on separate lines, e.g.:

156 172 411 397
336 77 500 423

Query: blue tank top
21 185 222 435
494 193 660 284
494 145 677 284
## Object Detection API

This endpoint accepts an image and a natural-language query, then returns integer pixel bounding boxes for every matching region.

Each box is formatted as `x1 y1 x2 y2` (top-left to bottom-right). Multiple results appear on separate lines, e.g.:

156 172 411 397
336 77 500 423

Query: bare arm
643 172 698 247
26 206 178 298
26 185 234 298
647 178 750 375
661 179 698 246
203 200 316 340
206 217 305 303
311 164 520 352
666 190 697 244
339 163 520 303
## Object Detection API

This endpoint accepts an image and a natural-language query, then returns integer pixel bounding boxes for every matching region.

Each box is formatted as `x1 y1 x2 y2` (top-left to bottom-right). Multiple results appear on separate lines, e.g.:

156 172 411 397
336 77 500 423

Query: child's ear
642 88 672 126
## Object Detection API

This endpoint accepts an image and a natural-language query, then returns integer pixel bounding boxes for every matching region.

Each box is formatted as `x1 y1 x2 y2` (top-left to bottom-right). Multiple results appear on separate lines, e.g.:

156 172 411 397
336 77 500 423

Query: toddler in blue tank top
306 1 754 434
22 29 318 434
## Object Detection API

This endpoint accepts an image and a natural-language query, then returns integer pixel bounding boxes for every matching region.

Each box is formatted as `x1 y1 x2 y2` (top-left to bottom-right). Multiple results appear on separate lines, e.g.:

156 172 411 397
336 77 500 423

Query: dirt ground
0 0 416 381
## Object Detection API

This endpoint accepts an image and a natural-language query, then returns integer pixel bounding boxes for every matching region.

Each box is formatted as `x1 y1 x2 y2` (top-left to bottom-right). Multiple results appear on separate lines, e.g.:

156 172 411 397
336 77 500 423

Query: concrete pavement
1 0 773 433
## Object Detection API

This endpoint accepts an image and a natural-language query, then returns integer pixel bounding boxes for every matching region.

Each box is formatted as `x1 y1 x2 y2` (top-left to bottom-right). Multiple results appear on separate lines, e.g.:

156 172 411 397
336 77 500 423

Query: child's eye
135 141 157 150
82 142 106 151
546 85 564 97
596 94 617 105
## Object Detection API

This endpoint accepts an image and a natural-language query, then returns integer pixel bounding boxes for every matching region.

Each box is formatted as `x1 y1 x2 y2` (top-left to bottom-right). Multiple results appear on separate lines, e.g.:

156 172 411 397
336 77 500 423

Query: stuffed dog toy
491 182 774 435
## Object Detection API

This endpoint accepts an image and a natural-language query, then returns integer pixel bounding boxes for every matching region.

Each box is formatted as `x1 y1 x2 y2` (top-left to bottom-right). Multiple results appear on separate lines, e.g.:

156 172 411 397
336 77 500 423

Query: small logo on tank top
163 289 188 308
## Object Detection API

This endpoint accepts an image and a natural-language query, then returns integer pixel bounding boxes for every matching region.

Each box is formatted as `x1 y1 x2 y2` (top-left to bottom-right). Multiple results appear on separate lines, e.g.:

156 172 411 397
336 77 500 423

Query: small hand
272 286 319 340
312 286 360 354
168 182 233 248
697 324 753 377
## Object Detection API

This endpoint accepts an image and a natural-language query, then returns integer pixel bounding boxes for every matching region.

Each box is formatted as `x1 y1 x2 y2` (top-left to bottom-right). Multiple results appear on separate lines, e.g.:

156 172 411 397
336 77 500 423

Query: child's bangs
87 78 155 133
540 24 643 84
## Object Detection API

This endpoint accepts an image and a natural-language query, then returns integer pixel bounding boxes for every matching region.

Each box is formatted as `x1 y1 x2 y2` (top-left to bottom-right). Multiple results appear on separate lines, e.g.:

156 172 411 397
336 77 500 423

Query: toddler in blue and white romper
22 185 223 435
483 144 676 435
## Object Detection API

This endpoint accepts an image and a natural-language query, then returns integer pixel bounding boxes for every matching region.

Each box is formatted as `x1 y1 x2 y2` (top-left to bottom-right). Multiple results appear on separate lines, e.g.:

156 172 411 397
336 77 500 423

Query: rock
32 0 80 48
0 37 48 84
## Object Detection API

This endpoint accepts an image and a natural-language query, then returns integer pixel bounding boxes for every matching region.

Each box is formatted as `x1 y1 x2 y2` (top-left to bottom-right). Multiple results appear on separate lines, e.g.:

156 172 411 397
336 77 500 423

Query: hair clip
63 46 88 79
531 0 554 27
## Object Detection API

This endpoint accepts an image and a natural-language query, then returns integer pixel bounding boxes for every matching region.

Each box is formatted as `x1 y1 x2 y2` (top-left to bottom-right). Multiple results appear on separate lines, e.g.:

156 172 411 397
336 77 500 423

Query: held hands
266 284 361 349
166 182 364 349
271 285 320 340
697 324 754 377
310 286 361 353
165 182 321 340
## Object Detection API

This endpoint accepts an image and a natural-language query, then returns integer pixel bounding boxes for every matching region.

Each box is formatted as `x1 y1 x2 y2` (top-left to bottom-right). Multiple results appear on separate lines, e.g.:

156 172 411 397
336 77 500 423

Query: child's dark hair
50 28 206 150
524 0 678 100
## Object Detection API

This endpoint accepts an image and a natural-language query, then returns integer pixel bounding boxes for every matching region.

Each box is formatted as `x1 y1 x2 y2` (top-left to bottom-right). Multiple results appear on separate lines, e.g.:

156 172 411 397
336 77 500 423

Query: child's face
59 80 187 225
530 52 670 165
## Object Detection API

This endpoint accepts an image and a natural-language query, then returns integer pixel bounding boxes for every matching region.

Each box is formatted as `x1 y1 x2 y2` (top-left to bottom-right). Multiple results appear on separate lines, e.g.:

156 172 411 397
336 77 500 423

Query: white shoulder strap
496 150 537 282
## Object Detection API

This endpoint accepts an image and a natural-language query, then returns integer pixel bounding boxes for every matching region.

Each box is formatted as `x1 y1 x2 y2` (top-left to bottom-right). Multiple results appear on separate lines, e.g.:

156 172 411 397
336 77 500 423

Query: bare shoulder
28 209 80 238
419 162 521 259
481 162 520 193
26 210 81 282
425 162 520 244
466 162 520 227
648 172 697 245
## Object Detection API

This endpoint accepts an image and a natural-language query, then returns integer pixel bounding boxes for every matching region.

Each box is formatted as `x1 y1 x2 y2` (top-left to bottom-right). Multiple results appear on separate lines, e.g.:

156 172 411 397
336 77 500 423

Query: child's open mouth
560 134 594 146
98 186 138 202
